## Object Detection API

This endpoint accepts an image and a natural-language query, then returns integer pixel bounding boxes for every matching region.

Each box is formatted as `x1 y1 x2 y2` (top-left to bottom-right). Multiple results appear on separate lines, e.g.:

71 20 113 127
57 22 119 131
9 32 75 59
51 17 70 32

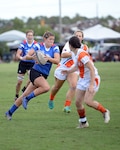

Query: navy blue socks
26 92 35 101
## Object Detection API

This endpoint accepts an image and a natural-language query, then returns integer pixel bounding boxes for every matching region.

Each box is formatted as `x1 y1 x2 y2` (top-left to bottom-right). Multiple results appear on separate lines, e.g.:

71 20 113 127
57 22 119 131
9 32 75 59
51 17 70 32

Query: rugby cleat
103 109 110 123
22 97 28 110
63 106 71 113
48 100 54 109
5 111 12 120
77 121 89 129
14 94 19 101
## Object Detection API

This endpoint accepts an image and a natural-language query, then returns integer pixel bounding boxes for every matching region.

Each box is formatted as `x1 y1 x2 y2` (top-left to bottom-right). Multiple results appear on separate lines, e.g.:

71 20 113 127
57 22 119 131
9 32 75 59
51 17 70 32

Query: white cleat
77 121 89 129
103 109 110 123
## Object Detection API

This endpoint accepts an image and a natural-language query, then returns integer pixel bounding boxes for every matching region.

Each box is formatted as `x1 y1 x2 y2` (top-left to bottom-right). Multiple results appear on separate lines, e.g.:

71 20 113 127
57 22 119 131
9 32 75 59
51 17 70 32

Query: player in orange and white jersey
62 36 110 128
48 30 89 113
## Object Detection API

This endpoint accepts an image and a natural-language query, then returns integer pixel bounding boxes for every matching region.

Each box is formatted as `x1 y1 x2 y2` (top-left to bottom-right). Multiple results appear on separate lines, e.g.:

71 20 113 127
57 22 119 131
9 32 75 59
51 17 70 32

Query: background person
5 31 60 120
14 30 36 101
48 30 89 113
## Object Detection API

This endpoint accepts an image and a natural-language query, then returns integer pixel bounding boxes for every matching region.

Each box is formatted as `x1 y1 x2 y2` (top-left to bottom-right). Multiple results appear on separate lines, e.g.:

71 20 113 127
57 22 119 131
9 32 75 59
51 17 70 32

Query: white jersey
75 48 98 79
54 42 77 80
58 42 89 70
75 48 100 91
58 42 76 70
81 43 88 52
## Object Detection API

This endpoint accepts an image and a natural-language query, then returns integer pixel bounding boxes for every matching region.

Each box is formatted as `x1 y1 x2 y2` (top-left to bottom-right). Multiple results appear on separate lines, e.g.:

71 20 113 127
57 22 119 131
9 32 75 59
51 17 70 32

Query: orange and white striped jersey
75 48 98 79
58 42 75 70
81 44 88 52
81 43 93 61
58 42 89 70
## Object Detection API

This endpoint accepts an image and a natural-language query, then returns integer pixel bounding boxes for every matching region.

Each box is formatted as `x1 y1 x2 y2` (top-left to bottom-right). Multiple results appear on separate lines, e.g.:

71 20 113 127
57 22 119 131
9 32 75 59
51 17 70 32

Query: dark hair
43 31 54 39
69 36 81 48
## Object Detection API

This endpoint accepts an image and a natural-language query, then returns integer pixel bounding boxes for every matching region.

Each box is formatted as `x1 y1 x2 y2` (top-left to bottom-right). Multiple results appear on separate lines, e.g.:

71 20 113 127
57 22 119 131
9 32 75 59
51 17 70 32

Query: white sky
0 0 120 20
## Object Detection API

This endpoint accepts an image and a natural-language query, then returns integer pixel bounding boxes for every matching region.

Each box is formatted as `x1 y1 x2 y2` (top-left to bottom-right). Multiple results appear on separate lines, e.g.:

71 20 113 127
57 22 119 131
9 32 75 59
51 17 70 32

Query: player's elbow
55 59 60 64
16 54 21 60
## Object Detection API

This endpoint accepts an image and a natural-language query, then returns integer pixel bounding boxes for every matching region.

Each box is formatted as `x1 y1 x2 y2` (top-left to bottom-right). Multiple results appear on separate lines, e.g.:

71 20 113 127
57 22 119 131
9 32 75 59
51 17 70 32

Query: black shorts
30 68 48 84
17 61 34 74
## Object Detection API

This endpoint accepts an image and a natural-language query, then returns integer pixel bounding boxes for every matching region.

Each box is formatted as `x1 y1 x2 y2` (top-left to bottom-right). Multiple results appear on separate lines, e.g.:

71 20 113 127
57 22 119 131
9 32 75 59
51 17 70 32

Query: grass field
0 62 120 150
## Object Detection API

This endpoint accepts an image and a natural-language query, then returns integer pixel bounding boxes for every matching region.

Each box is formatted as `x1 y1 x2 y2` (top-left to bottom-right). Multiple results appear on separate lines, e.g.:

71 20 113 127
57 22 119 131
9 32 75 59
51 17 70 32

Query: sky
0 0 120 20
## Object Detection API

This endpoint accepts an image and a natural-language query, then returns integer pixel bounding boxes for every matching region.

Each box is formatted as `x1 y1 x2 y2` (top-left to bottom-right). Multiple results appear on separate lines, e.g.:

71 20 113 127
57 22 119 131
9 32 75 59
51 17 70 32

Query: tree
0 42 9 57
11 17 24 30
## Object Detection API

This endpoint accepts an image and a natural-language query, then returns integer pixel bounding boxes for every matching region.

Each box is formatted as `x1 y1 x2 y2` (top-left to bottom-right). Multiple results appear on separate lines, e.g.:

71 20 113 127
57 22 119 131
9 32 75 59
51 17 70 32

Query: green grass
0 62 120 150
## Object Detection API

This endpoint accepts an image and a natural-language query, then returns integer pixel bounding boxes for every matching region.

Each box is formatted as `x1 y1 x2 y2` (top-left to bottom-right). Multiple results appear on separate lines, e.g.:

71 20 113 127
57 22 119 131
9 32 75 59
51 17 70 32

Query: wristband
20 56 23 60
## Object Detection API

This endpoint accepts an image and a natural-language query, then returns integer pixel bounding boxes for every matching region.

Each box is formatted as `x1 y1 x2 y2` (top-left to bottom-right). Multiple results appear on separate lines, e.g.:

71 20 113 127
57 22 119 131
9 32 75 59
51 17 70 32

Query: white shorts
77 75 100 92
54 67 79 80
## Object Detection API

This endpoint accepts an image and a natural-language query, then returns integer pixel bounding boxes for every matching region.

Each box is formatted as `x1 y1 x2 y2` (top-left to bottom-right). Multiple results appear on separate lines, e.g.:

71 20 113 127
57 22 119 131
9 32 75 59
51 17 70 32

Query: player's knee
44 85 50 92
70 86 76 91
17 81 22 86
84 100 92 107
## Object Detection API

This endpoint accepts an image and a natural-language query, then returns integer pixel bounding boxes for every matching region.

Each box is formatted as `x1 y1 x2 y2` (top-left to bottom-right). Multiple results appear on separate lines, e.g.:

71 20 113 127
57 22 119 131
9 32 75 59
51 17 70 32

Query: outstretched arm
61 65 78 75
19 49 35 61
46 53 60 64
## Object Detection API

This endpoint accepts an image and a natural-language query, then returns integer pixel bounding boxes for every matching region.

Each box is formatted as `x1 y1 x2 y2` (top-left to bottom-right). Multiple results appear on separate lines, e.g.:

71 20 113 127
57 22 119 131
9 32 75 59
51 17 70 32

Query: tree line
0 14 120 43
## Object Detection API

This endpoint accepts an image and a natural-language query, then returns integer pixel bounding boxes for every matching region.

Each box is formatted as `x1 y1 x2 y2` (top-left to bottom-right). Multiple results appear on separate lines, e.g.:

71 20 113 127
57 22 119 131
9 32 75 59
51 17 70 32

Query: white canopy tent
6 40 22 49
83 24 120 42
0 30 26 42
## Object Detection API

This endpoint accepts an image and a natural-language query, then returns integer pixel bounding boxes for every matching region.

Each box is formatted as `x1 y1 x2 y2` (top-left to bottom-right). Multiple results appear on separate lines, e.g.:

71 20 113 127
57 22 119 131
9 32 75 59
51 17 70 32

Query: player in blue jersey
14 30 37 101
5 31 60 120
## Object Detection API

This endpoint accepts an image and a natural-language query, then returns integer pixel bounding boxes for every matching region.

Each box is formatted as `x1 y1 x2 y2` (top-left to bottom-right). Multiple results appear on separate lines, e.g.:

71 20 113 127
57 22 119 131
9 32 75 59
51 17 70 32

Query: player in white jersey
62 36 110 128
48 30 89 113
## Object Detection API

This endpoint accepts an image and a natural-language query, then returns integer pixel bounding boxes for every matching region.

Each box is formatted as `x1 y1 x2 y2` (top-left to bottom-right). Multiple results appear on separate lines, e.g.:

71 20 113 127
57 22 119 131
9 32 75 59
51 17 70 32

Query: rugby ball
35 50 47 65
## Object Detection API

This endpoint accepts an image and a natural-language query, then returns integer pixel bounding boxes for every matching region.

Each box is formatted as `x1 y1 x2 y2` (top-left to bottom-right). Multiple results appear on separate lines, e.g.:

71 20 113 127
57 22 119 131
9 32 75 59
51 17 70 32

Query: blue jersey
18 40 37 63
32 42 60 75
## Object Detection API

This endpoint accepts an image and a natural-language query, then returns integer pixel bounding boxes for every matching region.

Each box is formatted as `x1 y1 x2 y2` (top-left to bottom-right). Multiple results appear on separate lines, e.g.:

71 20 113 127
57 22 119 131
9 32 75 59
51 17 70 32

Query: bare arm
25 49 35 60
61 52 72 58
20 49 35 61
46 53 60 64
61 65 78 75
16 49 23 60
61 42 72 58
